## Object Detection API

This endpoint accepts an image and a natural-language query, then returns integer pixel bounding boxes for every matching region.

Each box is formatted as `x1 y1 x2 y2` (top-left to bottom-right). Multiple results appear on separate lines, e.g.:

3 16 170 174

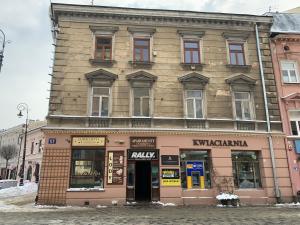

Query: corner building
38 3 293 206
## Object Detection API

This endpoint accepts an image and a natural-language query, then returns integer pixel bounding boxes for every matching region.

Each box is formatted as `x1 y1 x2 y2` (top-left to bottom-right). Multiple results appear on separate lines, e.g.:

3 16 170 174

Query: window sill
67 187 105 192
180 63 205 70
226 64 252 70
282 82 300 85
128 61 154 68
89 58 115 66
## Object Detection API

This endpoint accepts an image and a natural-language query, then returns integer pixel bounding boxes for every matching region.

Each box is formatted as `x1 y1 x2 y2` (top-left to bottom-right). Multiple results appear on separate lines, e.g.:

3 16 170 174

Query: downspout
255 23 281 203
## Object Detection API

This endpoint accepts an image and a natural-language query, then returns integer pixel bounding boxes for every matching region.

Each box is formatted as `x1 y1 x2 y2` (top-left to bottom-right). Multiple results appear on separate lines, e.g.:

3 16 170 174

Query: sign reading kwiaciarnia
193 139 248 147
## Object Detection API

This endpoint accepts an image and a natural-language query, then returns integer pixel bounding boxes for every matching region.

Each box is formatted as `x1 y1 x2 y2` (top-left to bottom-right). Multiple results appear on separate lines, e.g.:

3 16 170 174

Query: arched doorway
26 166 32 181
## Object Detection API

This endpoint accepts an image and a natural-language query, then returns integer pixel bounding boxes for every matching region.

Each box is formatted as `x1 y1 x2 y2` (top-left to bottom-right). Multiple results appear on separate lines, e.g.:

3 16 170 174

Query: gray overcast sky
0 0 299 130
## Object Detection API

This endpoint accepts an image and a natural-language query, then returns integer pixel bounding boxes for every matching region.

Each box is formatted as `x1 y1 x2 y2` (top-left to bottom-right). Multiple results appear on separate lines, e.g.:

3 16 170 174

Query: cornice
42 126 284 138
51 4 272 29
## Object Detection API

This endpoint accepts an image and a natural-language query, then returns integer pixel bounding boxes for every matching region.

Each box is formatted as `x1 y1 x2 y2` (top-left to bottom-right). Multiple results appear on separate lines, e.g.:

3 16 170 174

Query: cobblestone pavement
1 205 300 225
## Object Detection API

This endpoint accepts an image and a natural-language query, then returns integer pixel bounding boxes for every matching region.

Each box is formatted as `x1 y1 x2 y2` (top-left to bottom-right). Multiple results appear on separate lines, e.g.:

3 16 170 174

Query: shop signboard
107 151 124 185
127 150 158 160
161 169 180 186
161 155 179 165
130 137 156 149
72 136 106 147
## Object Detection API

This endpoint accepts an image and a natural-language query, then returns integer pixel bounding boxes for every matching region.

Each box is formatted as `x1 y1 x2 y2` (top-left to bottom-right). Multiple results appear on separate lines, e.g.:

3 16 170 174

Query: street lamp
0 29 10 73
17 103 29 186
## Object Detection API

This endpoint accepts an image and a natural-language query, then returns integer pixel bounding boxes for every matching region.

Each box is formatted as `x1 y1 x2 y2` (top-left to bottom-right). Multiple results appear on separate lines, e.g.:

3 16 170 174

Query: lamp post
17 103 29 186
0 29 9 73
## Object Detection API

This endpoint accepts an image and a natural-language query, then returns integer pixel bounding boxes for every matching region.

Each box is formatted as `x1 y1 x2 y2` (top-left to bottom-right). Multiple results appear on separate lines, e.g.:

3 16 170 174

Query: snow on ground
0 182 37 199
216 193 239 200
275 202 300 208
152 201 176 206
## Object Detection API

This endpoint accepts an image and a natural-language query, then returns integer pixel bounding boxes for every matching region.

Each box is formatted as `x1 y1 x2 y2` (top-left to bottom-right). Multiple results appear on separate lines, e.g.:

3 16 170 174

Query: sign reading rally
193 139 248 147
127 150 158 160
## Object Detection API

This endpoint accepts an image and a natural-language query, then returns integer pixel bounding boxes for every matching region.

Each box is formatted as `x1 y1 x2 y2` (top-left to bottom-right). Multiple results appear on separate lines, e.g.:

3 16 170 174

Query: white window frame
281 61 299 83
184 90 204 119
233 92 254 120
90 87 111 117
131 87 151 117
289 110 300 135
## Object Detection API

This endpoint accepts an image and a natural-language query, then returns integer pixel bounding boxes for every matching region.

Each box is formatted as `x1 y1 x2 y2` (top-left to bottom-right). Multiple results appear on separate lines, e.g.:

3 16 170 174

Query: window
232 151 261 189
289 111 300 135
229 43 245 65
38 140 42 153
91 87 109 117
31 142 34 154
185 90 203 118
133 87 150 117
281 61 299 83
234 92 253 120
184 41 200 63
180 150 211 189
70 149 105 188
133 38 150 62
94 37 112 60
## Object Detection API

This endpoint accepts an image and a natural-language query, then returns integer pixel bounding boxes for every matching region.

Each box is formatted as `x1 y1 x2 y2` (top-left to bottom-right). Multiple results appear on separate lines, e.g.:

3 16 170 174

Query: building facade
38 3 293 206
17 121 46 183
270 12 300 198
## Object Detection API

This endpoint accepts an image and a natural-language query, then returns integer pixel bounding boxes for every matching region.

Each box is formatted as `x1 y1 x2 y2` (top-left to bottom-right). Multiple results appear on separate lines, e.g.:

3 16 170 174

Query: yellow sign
72 137 105 147
161 179 181 186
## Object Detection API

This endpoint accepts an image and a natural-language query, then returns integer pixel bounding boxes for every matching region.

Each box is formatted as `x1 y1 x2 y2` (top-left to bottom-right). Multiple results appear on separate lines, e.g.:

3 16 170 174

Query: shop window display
70 149 105 188
232 151 261 189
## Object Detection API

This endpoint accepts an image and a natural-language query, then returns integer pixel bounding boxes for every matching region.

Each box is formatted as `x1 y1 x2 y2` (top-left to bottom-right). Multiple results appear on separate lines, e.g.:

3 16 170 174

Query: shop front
38 130 293 206
126 137 160 202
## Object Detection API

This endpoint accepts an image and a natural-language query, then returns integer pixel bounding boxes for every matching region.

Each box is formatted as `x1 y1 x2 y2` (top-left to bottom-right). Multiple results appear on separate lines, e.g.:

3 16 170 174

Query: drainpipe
255 23 281 203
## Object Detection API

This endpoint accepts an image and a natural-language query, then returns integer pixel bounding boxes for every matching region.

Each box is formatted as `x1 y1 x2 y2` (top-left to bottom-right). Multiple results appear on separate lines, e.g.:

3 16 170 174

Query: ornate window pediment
85 69 118 86
126 70 157 87
225 74 256 91
178 72 209 89
283 93 300 102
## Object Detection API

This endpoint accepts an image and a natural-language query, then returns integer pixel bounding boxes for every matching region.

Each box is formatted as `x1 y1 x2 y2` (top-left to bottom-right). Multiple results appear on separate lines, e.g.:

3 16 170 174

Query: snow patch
216 193 239 200
67 187 104 192
152 201 176 206
0 182 37 199
96 205 108 208
275 202 300 207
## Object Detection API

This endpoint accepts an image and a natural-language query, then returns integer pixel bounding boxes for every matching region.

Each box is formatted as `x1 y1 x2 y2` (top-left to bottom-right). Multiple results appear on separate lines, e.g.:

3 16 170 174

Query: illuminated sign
72 137 105 147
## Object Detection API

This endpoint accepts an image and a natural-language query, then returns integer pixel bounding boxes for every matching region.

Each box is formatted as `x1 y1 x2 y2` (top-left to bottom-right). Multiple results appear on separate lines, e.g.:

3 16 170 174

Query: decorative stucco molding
222 32 250 40
178 72 209 89
177 30 205 38
225 73 256 91
127 27 156 34
126 70 157 87
85 69 118 86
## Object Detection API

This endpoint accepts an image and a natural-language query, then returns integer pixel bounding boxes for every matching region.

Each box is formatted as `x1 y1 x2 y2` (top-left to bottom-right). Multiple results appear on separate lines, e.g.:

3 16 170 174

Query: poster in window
107 151 124 185
161 169 180 186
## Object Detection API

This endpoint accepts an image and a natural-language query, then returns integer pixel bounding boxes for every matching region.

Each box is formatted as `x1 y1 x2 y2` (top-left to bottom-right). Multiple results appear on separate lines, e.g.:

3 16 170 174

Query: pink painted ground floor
37 129 293 206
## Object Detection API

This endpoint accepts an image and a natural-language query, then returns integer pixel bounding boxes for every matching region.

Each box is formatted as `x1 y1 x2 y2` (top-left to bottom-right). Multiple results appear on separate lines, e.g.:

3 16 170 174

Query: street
1 205 300 225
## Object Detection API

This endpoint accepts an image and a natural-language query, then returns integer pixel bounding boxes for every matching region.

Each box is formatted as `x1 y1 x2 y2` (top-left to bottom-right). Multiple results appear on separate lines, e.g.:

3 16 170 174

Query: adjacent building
38 3 293 206
0 124 23 179
270 12 300 199
17 120 46 183
0 120 46 182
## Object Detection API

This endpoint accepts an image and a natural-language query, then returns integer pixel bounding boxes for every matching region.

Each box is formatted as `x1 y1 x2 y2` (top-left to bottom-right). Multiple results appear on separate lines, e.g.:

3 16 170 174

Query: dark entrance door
135 161 151 201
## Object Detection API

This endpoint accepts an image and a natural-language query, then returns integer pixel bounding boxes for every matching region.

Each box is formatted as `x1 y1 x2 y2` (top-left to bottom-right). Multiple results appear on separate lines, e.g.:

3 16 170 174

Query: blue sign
186 161 204 176
48 138 56 144
295 140 300 154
